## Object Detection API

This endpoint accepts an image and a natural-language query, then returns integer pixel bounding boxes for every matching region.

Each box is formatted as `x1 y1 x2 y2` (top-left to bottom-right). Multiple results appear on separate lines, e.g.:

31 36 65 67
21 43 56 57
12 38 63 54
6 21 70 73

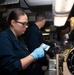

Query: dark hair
7 8 26 25
35 12 46 22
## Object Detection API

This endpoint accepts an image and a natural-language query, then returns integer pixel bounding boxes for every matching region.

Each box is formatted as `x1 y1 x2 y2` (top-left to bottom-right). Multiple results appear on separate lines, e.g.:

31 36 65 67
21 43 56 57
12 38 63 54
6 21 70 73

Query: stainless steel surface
44 59 56 75
44 70 56 75
49 59 56 71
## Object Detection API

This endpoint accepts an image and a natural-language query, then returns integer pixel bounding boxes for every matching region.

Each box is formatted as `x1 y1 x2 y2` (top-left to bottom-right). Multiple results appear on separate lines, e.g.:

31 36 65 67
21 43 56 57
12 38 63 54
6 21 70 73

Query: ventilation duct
53 0 74 26
54 0 74 14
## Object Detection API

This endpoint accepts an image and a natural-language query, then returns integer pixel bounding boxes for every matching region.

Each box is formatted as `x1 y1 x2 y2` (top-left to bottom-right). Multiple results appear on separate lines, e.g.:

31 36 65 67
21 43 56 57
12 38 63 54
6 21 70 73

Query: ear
43 19 46 21
11 20 16 26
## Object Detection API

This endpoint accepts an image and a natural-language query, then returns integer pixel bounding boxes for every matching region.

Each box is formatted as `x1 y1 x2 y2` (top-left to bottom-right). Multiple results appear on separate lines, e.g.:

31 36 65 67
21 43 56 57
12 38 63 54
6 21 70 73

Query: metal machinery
56 47 74 75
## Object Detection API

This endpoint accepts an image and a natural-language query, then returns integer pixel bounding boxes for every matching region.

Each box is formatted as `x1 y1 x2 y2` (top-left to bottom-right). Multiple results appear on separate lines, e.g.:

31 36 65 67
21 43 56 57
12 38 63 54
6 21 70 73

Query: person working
25 12 61 75
0 9 49 75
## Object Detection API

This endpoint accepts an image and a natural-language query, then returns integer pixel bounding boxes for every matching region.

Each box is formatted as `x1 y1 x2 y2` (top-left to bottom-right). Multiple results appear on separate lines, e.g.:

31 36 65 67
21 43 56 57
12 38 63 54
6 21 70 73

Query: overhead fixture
52 0 74 27
54 15 68 27
25 0 52 6
54 0 74 13
45 29 51 32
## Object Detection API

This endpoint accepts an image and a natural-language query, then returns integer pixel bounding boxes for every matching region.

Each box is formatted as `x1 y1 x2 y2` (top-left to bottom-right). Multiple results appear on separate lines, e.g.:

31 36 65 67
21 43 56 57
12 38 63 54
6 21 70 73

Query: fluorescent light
42 33 50 36
25 0 52 6
45 29 51 32
54 0 74 13
54 16 68 27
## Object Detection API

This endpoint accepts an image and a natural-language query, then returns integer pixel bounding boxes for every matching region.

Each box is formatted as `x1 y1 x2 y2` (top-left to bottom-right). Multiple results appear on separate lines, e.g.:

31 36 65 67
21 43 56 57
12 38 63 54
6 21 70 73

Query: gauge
67 48 74 74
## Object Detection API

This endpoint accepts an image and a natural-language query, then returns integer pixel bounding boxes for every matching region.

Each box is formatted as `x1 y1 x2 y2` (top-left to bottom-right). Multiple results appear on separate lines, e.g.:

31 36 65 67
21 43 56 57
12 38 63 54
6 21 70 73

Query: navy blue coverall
0 28 33 75
25 23 55 75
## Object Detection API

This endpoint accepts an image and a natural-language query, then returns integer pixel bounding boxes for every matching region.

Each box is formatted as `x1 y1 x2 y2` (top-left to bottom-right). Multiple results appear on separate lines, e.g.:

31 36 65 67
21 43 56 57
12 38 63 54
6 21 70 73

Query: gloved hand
30 44 49 60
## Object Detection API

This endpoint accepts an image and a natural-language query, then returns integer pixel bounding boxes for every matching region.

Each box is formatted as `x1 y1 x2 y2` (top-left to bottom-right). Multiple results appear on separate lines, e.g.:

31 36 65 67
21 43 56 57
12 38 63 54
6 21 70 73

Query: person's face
41 19 46 28
11 14 28 36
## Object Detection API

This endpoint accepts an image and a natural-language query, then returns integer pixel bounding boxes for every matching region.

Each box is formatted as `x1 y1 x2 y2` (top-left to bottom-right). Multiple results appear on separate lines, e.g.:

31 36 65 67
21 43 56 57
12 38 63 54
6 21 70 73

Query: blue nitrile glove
30 44 49 60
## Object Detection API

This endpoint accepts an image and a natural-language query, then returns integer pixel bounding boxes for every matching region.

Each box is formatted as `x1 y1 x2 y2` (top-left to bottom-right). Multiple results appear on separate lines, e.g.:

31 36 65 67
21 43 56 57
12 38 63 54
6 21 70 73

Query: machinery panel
56 48 74 75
